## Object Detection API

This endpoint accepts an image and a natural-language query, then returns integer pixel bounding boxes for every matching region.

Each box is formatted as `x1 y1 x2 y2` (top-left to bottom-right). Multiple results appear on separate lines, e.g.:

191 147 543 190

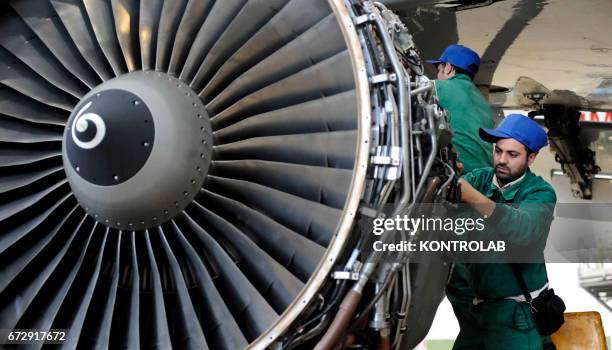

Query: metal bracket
370 73 397 84
332 258 363 280
371 146 402 180
371 155 400 166
332 271 360 280
359 205 379 218
353 14 374 26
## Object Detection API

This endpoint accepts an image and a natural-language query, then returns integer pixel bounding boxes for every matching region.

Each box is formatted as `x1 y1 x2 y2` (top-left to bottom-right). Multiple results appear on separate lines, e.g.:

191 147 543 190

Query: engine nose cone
65 90 155 186
63 71 213 231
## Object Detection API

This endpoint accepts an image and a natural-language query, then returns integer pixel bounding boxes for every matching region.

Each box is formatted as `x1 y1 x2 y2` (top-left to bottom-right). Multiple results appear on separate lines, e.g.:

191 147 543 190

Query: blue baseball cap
479 114 548 152
427 44 481 76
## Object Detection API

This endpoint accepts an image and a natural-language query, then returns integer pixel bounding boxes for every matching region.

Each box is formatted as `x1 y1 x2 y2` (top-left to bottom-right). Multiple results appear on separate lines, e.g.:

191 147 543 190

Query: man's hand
455 161 464 175
445 161 463 203
459 179 496 218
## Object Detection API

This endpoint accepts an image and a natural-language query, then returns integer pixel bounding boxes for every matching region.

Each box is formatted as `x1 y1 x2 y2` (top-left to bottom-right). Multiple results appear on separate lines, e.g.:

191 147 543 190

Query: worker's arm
458 178 495 217
459 178 556 246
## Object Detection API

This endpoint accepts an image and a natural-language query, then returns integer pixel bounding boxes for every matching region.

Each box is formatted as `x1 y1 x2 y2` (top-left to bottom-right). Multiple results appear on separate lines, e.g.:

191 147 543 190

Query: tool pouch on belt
511 265 566 336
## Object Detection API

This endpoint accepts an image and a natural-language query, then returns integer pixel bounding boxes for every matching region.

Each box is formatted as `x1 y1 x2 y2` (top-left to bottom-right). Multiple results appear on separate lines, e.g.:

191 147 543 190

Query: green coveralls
435 74 494 173
435 74 494 348
453 167 557 350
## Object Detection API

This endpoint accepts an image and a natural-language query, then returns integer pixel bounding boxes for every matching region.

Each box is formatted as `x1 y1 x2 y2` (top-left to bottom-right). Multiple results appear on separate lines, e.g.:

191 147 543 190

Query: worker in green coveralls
427 44 494 349
429 44 494 173
456 114 557 349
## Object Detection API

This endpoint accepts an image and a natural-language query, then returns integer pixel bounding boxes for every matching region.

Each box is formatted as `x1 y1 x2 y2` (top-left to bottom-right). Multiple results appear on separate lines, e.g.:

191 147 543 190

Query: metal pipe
285 314 331 350
366 1 411 209
414 107 438 200
388 84 400 147
351 264 401 328
407 75 416 202
313 262 377 350
410 83 434 96
357 0 417 268
370 290 389 329
415 135 423 176
397 265 412 348
436 162 456 198
344 248 361 271
328 0 413 280
312 289 362 350
315 1 433 347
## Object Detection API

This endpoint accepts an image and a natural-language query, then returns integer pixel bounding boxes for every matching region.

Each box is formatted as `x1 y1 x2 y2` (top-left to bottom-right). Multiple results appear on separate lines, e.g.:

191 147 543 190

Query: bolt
133 100 140 105
143 141 150 147
75 166 80 172
184 191 189 196
113 175 119 181
174 201 179 207
164 210 169 215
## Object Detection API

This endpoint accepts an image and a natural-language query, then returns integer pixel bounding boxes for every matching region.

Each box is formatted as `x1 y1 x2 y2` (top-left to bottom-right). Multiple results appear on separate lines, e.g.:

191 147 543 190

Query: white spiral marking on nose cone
76 118 88 132
71 101 106 149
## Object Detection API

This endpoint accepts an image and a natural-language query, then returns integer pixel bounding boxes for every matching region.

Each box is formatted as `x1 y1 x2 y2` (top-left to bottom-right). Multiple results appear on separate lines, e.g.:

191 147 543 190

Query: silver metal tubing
414 107 438 200
410 83 434 96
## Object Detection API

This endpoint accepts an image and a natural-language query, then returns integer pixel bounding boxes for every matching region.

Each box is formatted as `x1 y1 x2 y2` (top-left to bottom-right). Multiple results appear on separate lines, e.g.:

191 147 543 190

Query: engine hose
313 289 364 350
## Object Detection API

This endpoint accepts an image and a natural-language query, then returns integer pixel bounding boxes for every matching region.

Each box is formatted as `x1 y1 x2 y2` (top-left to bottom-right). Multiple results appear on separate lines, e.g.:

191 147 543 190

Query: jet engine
0 0 457 349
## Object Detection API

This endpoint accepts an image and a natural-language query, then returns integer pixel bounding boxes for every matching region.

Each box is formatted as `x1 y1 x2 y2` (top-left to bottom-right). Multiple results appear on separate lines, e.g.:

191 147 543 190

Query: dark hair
524 144 537 157
451 65 474 79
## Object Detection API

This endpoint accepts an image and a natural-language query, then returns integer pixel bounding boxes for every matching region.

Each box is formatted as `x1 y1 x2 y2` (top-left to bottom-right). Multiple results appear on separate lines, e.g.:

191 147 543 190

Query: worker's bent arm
486 189 556 246
459 178 557 246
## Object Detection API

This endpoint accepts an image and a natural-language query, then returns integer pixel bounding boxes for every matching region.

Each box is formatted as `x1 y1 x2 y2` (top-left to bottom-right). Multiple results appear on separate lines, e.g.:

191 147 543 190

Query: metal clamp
353 14 375 26
371 146 402 180
371 154 400 166
331 271 360 281
370 73 397 84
